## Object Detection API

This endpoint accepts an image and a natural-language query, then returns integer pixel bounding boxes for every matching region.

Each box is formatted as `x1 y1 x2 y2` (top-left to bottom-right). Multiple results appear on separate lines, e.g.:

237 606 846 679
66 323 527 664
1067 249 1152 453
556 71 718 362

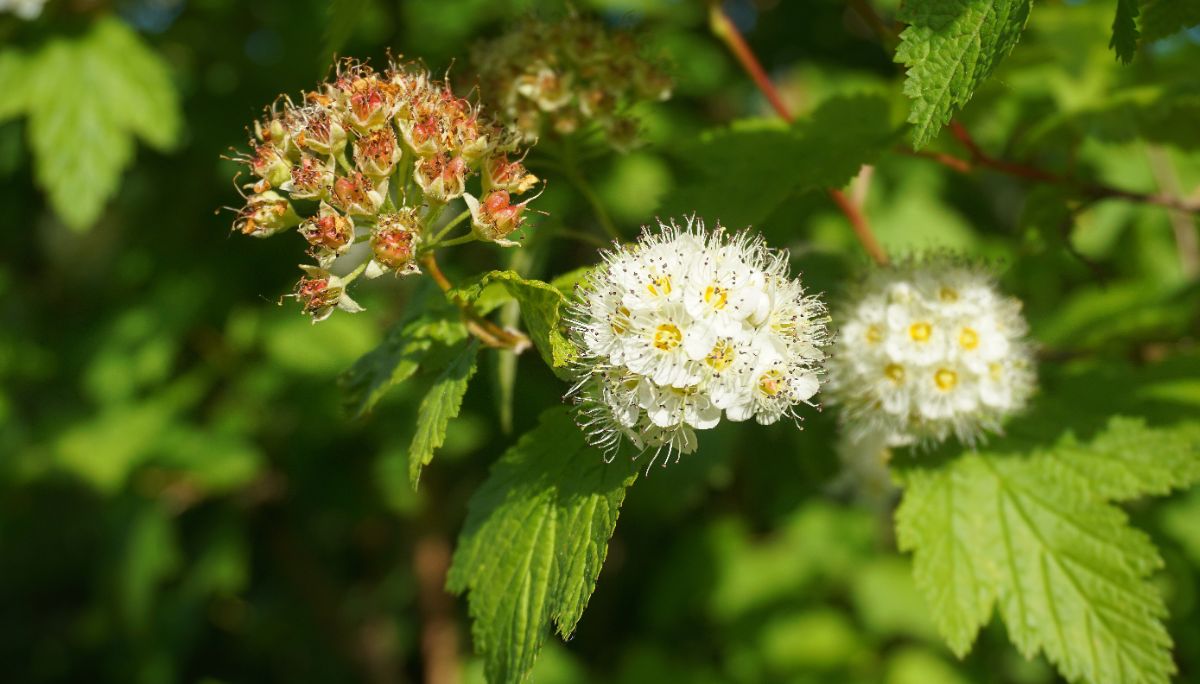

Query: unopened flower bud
483 155 539 195
331 172 387 216
353 127 402 179
414 154 468 202
300 202 355 262
466 190 529 245
234 191 301 237
369 209 422 276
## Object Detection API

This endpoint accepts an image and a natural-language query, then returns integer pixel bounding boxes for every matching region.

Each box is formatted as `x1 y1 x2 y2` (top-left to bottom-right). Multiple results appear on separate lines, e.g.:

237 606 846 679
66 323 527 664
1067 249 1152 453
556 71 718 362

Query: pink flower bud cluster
230 58 541 321
471 13 672 151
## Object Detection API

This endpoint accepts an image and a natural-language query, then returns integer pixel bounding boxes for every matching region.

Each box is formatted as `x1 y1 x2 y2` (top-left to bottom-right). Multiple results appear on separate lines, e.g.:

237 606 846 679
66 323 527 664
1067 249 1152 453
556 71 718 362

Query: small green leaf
1110 0 1141 64
409 338 479 488
451 271 578 377
1140 0 1200 43
447 407 638 684
896 0 1034 148
24 17 182 230
339 287 467 418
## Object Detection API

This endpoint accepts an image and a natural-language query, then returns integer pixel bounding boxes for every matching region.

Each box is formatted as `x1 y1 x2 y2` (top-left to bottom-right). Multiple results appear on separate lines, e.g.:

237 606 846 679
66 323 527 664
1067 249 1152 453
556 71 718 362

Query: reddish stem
709 2 890 266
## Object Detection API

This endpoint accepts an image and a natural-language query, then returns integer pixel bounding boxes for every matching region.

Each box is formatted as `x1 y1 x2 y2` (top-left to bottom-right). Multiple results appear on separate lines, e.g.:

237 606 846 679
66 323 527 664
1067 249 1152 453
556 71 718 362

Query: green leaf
25 17 182 230
1110 0 1141 64
447 408 638 684
896 416 1195 682
451 271 578 377
663 94 895 228
339 287 467 418
0 51 30 122
408 338 479 488
1043 416 1200 501
895 459 997 657
896 0 1034 148
1140 0 1200 42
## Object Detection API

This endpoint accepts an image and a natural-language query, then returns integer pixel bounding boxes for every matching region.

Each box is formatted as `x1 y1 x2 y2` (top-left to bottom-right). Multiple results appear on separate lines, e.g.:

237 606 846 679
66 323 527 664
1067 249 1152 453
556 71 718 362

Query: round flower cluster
231 58 540 321
824 257 1036 446
568 219 829 462
471 13 672 150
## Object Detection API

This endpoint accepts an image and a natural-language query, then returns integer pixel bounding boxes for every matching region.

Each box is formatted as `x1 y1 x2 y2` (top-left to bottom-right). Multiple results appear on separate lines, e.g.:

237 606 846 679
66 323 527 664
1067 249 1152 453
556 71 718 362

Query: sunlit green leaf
897 0 1033 148
409 338 479 488
447 407 638 684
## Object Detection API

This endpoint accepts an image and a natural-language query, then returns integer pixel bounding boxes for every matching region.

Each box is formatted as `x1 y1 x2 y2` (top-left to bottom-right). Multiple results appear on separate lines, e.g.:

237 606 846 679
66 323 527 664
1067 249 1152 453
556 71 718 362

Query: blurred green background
2 0 1200 682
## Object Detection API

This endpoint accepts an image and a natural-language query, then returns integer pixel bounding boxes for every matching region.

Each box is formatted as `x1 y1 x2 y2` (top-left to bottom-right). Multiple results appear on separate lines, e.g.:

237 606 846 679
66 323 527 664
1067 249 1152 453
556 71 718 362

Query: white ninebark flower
567 218 830 466
825 256 1036 447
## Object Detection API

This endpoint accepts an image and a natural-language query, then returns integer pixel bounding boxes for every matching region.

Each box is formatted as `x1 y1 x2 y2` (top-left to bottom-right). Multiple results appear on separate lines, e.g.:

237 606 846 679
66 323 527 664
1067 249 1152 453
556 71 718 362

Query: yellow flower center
610 306 631 335
939 286 958 302
934 368 958 391
989 362 1003 380
865 325 882 344
758 370 784 397
909 322 932 342
652 323 682 351
884 363 905 383
704 284 729 310
705 339 735 371
958 327 979 350
646 274 672 297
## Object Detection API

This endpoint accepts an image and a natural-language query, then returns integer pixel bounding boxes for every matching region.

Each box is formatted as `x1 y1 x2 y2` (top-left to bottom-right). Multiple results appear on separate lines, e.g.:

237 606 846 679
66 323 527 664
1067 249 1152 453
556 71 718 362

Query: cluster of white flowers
824 256 1035 446
568 218 829 463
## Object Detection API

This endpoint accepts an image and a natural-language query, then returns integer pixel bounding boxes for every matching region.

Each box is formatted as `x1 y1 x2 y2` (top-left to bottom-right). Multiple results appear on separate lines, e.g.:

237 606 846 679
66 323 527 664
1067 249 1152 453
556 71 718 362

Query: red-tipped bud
300 202 355 259
370 210 422 275
466 190 529 244
483 155 539 195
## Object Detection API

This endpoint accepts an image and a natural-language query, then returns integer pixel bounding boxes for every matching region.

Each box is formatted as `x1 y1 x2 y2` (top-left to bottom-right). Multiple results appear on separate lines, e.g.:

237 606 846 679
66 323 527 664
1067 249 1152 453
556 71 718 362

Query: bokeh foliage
2 1 1200 683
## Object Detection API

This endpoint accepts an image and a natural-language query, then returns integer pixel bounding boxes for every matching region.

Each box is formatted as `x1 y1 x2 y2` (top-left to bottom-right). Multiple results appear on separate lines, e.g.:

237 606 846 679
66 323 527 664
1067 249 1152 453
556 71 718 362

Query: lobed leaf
447 407 638 684
896 0 1034 148
895 413 1199 683
23 17 182 230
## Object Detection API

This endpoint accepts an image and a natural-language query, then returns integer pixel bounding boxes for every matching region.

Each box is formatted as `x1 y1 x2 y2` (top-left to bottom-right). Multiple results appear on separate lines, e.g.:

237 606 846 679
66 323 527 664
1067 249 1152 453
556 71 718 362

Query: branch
415 534 460 684
913 121 1200 214
421 253 531 351
708 1 889 265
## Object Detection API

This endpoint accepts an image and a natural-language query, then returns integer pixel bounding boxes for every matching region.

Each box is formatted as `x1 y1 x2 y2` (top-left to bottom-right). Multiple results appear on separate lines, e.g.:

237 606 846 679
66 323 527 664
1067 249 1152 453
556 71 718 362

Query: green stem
340 259 370 285
561 138 623 242
430 208 472 244
432 233 477 249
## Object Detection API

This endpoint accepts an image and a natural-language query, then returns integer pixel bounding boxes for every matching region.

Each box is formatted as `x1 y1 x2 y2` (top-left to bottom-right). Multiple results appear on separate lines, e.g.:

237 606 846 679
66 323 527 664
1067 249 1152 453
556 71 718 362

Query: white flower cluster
825 257 1035 446
568 219 829 462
